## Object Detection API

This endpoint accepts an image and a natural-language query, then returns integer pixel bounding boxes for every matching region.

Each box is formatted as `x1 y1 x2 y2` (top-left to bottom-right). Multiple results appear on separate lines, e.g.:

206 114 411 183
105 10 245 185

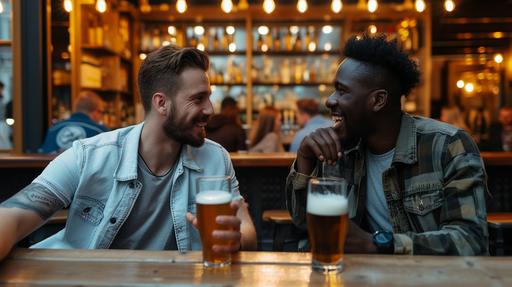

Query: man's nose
204 100 214 116
325 93 337 109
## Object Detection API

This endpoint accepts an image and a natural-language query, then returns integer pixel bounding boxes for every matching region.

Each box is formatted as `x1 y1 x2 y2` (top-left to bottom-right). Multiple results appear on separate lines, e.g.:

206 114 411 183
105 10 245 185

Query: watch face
374 231 393 245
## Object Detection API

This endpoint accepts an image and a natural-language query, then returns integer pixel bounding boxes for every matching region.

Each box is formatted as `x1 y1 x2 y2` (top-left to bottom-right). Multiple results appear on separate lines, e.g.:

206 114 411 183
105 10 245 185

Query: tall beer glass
196 176 234 267
307 177 349 273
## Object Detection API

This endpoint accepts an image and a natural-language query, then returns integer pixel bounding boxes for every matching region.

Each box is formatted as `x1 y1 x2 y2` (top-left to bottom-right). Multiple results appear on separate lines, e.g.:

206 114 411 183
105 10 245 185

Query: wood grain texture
0 249 511 286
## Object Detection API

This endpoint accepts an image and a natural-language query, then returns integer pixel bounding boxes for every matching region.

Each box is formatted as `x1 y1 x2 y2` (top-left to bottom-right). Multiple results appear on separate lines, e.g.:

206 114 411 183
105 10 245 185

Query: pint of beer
307 178 349 273
196 176 234 267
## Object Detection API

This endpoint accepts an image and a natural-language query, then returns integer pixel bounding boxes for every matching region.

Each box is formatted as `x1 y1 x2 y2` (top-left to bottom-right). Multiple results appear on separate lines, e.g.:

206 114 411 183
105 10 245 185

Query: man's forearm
0 209 19 261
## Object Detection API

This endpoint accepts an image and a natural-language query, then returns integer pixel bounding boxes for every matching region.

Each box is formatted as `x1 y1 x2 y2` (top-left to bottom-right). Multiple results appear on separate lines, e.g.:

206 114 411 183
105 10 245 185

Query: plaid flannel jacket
286 113 489 255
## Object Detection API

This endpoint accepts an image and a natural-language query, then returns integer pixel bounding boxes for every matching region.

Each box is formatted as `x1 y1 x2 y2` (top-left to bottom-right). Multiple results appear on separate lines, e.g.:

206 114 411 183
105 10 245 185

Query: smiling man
286 34 488 255
0 45 256 260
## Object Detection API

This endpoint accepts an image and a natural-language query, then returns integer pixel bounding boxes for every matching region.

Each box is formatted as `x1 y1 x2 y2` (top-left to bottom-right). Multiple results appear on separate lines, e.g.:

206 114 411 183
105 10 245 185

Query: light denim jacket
32 122 239 252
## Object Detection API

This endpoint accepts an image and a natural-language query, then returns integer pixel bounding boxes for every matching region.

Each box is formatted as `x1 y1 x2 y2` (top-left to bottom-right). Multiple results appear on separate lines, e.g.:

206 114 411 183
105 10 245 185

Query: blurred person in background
249 106 285 153
39 91 109 154
289 99 331 152
206 96 247 152
0 81 12 149
440 105 470 132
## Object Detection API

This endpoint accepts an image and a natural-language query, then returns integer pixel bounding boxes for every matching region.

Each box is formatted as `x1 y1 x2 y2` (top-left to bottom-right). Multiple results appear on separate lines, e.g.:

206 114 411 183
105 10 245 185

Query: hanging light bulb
96 0 107 13
415 0 425 12
221 0 233 13
331 0 342 13
297 0 308 13
444 0 455 12
228 42 237 53
263 0 275 14
226 26 236 35
238 0 249 10
64 0 72 13
367 0 377 13
176 0 188 13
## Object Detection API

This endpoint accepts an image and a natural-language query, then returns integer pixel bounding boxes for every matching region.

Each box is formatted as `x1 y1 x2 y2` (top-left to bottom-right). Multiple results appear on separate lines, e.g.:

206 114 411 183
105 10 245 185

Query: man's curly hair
343 34 420 97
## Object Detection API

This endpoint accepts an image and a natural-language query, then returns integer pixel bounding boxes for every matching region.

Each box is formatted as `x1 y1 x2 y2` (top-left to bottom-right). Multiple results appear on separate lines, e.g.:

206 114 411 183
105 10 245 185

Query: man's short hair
0 81 4 89
296 99 319 116
137 45 210 113
74 91 103 114
343 34 420 98
221 97 237 111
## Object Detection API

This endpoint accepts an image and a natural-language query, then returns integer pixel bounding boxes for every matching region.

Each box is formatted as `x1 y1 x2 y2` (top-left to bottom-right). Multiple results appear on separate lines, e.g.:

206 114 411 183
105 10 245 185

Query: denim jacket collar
114 122 202 181
392 113 418 165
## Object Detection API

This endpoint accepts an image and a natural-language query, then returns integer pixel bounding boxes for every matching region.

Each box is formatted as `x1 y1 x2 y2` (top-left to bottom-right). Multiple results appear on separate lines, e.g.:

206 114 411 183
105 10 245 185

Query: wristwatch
372 231 394 254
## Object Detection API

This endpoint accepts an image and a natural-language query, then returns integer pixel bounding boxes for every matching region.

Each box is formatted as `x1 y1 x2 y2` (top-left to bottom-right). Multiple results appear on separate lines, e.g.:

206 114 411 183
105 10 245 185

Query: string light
221 0 233 13
168 26 177 35
64 0 72 13
464 83 474 93
415 0 425 12
297 0 308 13
322 25 333 34
263 0 276 14
194 26 205 35
176 0 188 13
96 0 107 13
226 26 236 35
444 0 455 12
494 53 504 64
367 0 378 13
456 80 464 89
369 24 377 34
258 26 269 35
331 0 343 13
228 42 237 52
238 0 249 10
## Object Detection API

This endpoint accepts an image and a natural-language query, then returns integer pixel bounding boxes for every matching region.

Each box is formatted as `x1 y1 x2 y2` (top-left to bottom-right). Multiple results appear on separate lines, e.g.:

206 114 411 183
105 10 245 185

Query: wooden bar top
0 249 510 286
1 151 512 168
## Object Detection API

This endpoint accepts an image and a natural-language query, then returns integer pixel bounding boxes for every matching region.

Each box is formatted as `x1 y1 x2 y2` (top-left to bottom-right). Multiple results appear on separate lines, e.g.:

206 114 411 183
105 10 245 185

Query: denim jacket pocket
75 195 105 225
403 189 443 216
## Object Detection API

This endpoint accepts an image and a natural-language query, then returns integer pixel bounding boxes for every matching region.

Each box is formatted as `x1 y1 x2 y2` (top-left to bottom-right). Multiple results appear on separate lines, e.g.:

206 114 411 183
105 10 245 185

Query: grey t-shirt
110 154 177 250
365 148 395 232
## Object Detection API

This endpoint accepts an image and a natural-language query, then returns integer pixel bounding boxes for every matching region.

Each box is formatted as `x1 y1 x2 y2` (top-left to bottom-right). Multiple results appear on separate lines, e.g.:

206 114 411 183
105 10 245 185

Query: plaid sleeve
394 130 489 255
285 160 318 231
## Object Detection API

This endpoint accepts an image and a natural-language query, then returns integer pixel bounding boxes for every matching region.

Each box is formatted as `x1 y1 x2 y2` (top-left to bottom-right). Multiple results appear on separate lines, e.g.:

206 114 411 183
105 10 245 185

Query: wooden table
0 249 511 286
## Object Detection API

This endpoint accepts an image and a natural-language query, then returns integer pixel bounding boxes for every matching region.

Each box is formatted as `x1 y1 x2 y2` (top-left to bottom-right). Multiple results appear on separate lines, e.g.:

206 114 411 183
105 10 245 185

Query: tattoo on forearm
0 183 64 220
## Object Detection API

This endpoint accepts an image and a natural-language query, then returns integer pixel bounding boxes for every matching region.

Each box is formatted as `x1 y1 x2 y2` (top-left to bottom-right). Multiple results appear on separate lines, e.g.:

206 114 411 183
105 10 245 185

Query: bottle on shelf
272 28 281 51
222 30 229 50
213 32 220 51
284 30 293 51
294 33 302 51
257 34 264 51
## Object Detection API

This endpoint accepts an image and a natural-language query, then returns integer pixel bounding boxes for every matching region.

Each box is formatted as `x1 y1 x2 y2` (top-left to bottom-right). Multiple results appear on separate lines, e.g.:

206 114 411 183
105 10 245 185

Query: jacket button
128 182 135 188
109 217 117 224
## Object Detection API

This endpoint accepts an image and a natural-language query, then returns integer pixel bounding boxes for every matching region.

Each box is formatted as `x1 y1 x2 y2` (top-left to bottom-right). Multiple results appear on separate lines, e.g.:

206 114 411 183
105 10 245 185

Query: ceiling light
415 0 425 12
96 0 107 13
226 26 236 35
456 80 464 89
64 0 72 13
494 53 504 64
331 0 343 13
168 26 177 35
367 0 378 13
221 0 233 13
263 0 276 14
297 0 308 13
464 83 474 93
258 26 269 35
228 42 237 52
176 0 188 13
444 0 455 12
322 25 333 34
194 26 205 35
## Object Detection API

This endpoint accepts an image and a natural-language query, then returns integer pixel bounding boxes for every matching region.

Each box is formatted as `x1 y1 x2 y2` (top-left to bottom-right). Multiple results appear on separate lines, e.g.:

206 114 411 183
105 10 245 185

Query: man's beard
162 113 206 147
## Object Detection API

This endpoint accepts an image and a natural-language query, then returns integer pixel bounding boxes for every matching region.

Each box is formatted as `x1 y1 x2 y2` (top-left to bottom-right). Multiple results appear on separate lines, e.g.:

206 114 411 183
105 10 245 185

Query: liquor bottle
273 28 281 51
284 30 293 51
294 33 302 51
222 30 229 50
257 34 264 51
213 33 220 51
281 59 291 84
190 36 198 48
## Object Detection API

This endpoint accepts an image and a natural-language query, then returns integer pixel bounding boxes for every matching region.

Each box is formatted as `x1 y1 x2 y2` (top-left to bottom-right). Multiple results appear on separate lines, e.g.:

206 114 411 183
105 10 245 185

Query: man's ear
152 93 168 115
369 89 388 112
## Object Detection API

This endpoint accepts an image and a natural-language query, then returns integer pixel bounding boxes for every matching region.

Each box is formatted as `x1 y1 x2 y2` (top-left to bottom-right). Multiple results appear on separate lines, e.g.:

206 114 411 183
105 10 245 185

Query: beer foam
196 190 232 205
307 193 348 216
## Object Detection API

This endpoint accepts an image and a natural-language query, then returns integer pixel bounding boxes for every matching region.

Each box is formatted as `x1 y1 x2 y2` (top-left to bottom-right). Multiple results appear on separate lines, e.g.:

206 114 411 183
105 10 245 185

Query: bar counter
1 151 512 168
0 248 511 286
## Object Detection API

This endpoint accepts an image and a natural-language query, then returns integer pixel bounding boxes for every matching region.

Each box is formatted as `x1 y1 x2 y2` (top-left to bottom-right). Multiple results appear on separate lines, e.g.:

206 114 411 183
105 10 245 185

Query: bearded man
0 45 257 260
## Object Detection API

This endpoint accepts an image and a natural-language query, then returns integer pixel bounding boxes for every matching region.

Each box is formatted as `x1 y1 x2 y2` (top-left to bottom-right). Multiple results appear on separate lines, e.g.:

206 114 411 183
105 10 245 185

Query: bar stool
487 213 512 256
262 209 293 251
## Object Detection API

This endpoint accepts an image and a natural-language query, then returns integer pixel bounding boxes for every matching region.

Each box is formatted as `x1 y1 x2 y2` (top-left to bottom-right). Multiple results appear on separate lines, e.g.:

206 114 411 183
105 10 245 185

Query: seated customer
206 97 247 152
289 99 331 152
286 34 488 255
249 106 285 153
39 91 109 153
0 45 256 261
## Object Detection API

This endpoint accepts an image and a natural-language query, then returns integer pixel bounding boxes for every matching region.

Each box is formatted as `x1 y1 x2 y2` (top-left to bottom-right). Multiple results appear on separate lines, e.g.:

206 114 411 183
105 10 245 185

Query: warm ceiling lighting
221 0 233 13
456 80 464 89
415 0 425 12
176 0 188 13
464 83 474 93
444 0 455 12
238 0 249 10
64 0 72 13
493 32 504 39
331 0 343 13
96 0 107 13
261 44 269 52
290 26 299 34
367 0 378 13
197 43 205 51
322 25 333 34
263 0 276 14
494 53 504 64
258 25 270 35
228 42 237 52
369 25 377 34
324 42 332 51
226 26 236 35
139 53 147 60
194 26 205 35
168 26 177 35
308 42 316 52
297 0 308 13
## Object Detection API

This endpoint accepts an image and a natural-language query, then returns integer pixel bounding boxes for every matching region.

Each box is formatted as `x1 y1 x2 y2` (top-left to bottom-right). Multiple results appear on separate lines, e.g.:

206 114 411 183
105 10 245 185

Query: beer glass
307 177 349 273
196 176 234 267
